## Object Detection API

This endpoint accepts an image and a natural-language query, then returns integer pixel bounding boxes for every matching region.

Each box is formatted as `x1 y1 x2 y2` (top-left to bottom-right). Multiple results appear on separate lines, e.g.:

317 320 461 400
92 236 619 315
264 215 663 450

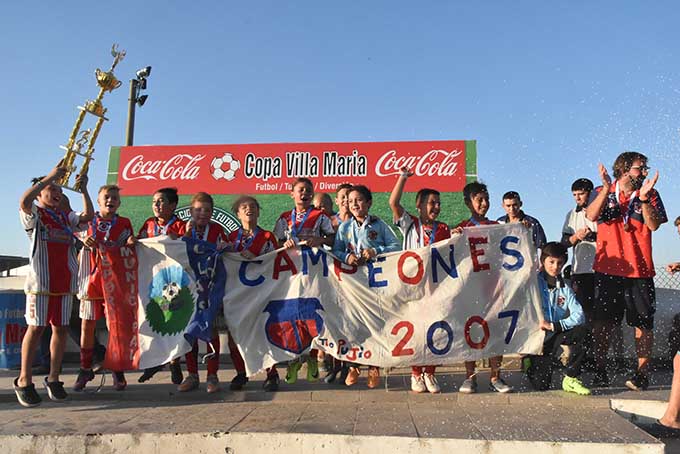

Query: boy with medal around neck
178 192 227 394
452 181 513 394
15 162 94 407
586 152 667 390
136 187 187 385
389 166 450 394
273 177 336 384
225 195 280 391
74 185 135 392
333 184 401 388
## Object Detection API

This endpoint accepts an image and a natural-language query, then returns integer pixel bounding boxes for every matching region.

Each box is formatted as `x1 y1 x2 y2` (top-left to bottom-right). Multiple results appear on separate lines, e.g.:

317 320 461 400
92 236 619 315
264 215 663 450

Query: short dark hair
155 187 179 205
231 195 260 214
571 178 594 192
613 151 648 179
463 181 488 203
540 241 568 265
416 188 440 206
291 177 314 192
502 191 521 201
336 183 353 193
31 176 46 185
674 216 680 227
350 184 372 202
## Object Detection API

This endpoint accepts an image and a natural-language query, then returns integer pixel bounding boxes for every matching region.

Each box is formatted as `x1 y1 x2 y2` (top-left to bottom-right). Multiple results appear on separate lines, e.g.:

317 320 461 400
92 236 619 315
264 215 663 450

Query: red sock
207 335 220 376
80 348 94 370
424 366 436 375
186 342 199 375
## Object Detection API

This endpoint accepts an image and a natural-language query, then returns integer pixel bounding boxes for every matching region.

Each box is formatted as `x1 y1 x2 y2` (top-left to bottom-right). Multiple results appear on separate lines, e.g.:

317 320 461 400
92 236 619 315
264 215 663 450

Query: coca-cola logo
375 149 463 177
122 154 205 181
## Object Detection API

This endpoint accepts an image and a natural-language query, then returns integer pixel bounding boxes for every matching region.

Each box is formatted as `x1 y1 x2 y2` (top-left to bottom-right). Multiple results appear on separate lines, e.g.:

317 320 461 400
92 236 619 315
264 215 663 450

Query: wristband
400 172 410 178
639 198 650 204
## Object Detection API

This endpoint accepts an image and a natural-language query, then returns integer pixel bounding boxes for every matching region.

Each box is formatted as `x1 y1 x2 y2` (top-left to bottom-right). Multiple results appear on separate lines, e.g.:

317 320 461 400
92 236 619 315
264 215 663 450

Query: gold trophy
58 44 126 191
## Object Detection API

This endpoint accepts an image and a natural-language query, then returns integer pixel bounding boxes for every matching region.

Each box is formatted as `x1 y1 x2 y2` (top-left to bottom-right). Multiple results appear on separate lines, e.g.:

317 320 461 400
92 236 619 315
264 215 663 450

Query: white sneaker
489 378 514 393
424 373 441 393
459 375 477 394
411 374 427 393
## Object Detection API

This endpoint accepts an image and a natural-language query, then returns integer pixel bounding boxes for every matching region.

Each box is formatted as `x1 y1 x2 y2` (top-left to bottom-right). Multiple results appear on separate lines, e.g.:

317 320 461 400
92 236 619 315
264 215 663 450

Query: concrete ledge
1 431 665 454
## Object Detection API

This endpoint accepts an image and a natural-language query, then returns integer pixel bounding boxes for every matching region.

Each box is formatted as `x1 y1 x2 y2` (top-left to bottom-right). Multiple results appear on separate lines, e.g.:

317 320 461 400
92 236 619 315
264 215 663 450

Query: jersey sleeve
273 215 288 242
648 189 668 224
394 210 414 236
19 205 38 233
318 213 335 236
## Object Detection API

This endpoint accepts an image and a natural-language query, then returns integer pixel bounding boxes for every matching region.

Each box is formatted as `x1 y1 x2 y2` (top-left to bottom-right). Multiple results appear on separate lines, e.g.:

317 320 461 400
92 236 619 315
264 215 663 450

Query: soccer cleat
562 376 591 395
411 374 427 393
285 360 302 384
367 367 381 389
112 372 127 391
424 373 442 394
43 377 68 401
489 378 514 393
229 373 249 390
138 365 164 383
73 368 95 391
263 374 280 392
178 374 199 392
345 367 360 387
169 361 184 385
306 357 319 382
625 371 649 391
13 378 41 408
206 374 220 393
459 376 477 394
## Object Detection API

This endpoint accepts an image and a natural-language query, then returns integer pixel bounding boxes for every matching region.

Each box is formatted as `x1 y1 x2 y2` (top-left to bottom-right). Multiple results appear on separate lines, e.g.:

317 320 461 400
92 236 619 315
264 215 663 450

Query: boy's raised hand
400 166 414 178
74 173 89 190
597 163 611 189
639 170 659 201
45 160 68 183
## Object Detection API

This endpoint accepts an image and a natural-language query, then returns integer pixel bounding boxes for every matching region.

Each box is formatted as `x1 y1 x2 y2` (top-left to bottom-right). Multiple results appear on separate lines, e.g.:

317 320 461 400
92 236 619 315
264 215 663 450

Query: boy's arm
331 227 349 262
376 222 401 254
388 167 412 221
76 174 94 224
554 288 585 333
19 163 67 214
585 164 611 222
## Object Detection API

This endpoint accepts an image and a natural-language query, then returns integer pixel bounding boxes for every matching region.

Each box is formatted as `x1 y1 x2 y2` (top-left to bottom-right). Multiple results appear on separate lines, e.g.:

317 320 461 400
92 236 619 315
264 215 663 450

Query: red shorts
79 266 105 321
25 294 73 327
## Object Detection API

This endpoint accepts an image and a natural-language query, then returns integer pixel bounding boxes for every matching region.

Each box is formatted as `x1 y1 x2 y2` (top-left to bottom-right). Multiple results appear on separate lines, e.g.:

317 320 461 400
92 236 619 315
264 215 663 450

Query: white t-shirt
562 208 598 275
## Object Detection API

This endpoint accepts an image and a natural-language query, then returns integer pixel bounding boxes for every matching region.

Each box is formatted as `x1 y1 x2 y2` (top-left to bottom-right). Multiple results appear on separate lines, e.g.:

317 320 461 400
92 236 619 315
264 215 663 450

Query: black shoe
73 368 95 391
138 365 164 383
14 378 41 407
625 370 649 391
43 377 68 401
263 374 280 392
169 362 183 385
230 373 249 390
337 365 350 384
592 370 610 388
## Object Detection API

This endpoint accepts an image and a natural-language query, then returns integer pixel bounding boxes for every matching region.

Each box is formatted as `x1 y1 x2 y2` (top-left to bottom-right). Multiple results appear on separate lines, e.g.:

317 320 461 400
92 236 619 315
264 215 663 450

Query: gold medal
623 222 631 232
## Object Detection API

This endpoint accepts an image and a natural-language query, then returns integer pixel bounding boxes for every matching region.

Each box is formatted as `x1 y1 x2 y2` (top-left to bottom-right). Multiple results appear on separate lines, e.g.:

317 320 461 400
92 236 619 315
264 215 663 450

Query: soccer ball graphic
162 281 181 302
211 153 241 181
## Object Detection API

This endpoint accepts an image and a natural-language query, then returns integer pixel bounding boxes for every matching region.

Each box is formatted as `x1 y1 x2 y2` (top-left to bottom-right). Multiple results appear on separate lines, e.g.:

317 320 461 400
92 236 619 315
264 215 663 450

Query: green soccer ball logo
146 265 195 336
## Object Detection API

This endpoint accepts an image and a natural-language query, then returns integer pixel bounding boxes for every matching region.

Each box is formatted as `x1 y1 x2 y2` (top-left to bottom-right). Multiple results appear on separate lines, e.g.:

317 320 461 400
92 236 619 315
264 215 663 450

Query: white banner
223 224 545 376
136 238 195 369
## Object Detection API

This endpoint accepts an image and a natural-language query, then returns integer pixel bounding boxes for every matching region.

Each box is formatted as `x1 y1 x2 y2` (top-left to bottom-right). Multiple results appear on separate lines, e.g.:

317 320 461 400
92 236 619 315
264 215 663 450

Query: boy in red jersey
390 166 450 393
74 185 135 392
586 153 667 390
136 187 187 384
274 178 335 384
226 195 280 391
178 192 227 393
452 182 513 394
15 163 94 407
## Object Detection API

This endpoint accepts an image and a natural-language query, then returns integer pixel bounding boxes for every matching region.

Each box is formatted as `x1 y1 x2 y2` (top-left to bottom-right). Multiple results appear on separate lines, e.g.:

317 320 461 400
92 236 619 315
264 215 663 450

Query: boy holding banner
15 163 94 407
453 182 513 394
389 167 450 393
274 177 336 384
333 185 401 388
74 185 135 392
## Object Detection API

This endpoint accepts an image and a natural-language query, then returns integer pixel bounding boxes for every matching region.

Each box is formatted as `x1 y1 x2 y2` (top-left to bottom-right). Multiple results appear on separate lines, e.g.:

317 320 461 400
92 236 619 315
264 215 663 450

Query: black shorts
593 272 655 330
571 273 595 318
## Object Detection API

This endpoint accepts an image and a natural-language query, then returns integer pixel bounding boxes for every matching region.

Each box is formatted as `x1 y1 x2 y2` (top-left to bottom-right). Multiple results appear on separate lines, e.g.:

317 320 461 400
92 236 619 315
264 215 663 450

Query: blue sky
1 2 679 266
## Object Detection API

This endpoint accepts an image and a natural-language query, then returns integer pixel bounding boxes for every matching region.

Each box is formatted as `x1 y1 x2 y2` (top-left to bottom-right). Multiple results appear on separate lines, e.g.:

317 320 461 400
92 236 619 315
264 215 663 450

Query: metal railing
654 267 680 290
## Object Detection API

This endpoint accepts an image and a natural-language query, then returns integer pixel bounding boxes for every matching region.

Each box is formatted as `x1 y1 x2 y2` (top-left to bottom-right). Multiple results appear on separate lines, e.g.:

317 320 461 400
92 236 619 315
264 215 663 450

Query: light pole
125 66 151 146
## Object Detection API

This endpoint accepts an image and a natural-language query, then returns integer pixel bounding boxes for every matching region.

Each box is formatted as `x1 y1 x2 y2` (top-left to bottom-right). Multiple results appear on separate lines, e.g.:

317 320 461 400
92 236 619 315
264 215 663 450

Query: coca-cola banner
116 141 470 195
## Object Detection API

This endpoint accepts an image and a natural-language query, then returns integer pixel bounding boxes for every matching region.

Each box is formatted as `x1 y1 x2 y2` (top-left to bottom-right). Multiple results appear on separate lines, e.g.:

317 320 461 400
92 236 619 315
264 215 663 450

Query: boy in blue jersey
333 185 400 388
526 242 590 395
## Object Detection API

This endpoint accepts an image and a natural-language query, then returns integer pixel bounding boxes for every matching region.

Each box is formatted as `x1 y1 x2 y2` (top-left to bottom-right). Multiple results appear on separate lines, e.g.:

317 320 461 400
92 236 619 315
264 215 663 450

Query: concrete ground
0 361 677 453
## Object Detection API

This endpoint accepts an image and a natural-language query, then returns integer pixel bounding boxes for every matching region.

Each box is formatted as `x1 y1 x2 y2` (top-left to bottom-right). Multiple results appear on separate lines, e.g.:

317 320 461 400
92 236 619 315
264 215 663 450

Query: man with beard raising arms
586 152 667 390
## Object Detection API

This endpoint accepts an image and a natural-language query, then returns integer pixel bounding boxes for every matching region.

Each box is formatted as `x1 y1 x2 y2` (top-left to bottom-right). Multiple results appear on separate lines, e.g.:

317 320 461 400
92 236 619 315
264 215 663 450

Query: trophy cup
58 44 126 191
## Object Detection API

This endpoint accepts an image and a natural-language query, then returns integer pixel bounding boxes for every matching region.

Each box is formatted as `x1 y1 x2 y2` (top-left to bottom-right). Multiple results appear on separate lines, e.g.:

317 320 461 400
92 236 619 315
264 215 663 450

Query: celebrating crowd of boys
13 150 680 435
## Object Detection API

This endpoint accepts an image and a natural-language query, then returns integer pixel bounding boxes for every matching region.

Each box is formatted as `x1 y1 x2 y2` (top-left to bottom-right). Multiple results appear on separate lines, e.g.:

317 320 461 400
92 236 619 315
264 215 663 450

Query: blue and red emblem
264 298 324 354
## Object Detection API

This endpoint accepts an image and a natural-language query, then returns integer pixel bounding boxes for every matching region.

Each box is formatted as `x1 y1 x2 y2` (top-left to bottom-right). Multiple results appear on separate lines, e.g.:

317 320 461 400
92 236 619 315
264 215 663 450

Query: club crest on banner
146 265 196 336
264 298 324 354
